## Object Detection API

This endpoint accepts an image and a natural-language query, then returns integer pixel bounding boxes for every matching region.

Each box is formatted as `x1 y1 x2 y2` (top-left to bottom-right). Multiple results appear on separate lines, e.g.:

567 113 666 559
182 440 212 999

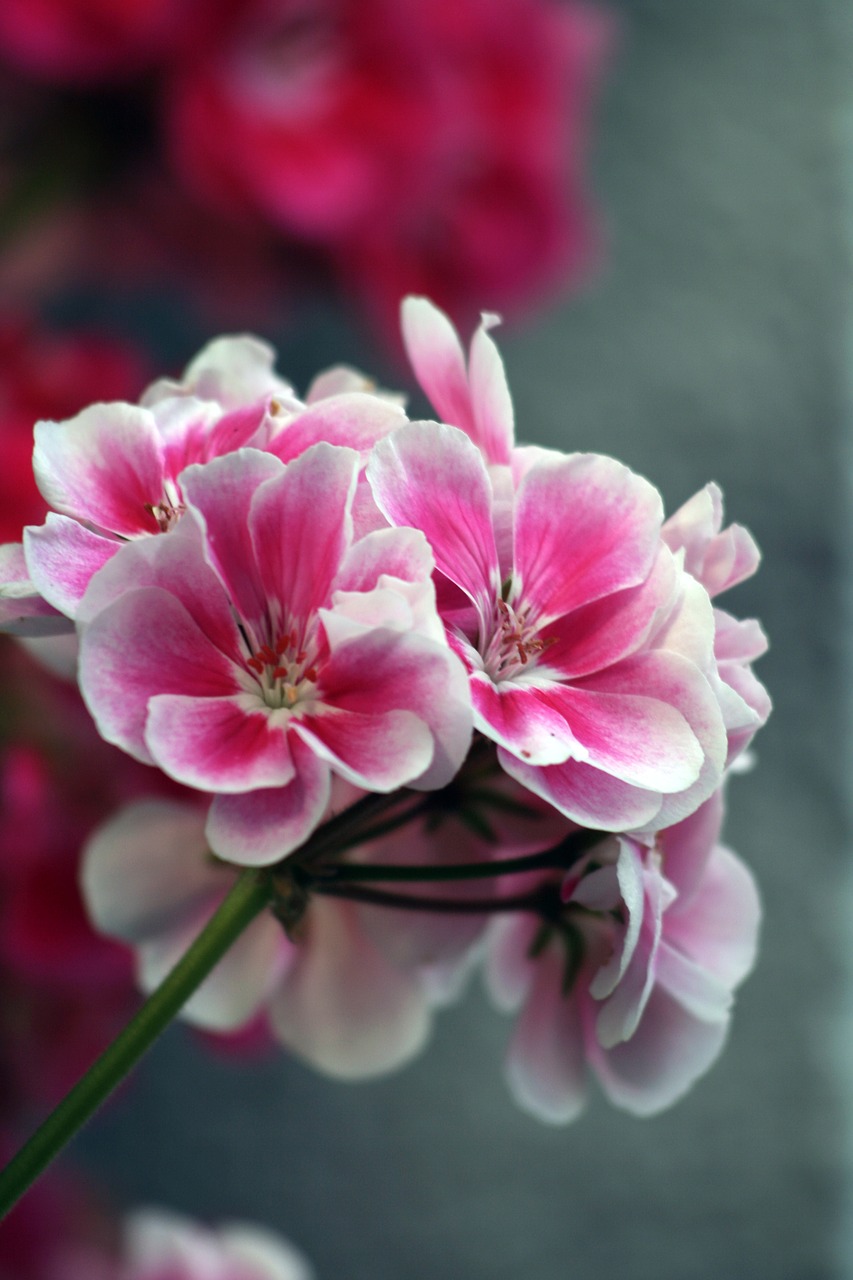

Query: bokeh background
1 2 850 1277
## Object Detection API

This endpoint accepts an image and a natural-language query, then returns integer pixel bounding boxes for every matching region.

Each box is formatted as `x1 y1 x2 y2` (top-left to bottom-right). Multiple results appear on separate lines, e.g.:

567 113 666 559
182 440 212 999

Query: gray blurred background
70 3 853 1276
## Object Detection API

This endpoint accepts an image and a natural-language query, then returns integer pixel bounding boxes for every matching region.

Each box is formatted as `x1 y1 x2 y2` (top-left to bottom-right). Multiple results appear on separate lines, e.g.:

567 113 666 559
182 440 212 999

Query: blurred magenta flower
165 0 611 333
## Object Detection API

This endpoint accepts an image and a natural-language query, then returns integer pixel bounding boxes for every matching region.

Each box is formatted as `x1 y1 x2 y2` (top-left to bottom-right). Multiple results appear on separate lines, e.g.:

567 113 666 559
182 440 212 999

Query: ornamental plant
0 296 768 1221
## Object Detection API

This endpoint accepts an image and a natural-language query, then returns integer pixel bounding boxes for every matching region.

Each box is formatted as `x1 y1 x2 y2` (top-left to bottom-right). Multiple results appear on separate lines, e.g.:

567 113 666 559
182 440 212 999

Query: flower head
79 443 472 864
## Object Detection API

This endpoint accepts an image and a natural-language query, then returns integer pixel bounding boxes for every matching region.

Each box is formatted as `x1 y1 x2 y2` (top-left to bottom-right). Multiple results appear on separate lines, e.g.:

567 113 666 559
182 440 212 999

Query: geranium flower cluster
0 0 609 337
0 297 768 1121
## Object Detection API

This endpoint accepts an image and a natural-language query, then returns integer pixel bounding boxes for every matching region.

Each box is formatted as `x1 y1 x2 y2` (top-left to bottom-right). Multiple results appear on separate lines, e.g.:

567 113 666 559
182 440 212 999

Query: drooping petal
590 985 729 1117
504 947 589 1124
249 443 358 629
484 914 540 1013
205 737 331 866
512 452 663 624
268 896 431 1080
24 514 119 617
79 586 242 763
33 403 164 535
139 907 288 1032
657 789 725 902
368 421 500 613
586 839 645 1001
593 856 672 1048
81 799 223 942
145 695 295 793
663 844 761 991
652 942 732 1023
217 1224 314 1280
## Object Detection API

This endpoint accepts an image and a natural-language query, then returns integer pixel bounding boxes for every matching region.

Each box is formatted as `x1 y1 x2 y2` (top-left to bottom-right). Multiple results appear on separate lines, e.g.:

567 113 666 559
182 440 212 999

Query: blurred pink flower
165 0 611 333
118 1208 313 1280
485 789 761 1121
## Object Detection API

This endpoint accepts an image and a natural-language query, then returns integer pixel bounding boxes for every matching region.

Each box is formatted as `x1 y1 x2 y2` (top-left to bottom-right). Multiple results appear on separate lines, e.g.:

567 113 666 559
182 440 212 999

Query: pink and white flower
78 442 472 865
368 318 727 829
485 789 761 1121
3 333 404 632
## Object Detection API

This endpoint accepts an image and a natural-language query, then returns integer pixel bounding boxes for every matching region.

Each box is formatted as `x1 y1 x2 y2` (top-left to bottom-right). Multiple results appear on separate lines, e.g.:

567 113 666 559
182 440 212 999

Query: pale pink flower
5 334 404 631
78 443 472 865
119 1209 313 1280
83 797 433 1080
368 305 729 831
662 482 771 766
485 790 761 1121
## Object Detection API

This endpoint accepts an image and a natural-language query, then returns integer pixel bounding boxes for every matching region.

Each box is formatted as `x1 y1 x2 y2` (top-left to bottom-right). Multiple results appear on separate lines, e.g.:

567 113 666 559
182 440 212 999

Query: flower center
246 629 319 710
481 598 554 682
144 481 185 533
144 499 185 533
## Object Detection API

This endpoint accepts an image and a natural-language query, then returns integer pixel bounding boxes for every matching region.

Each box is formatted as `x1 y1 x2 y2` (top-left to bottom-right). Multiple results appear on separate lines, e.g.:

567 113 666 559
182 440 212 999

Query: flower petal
178 449 284 632
504 948 589 1124
33 403 164 535
206 737 331 866
536 679 702 792
513 453 663 623
507 455 660 624
0 541 71 635
368 421 500 612
79 586 242 762
249 443 358 628
501 752 663 830
268 896 430 1080
294 709 432 793
471 675 580 766
139 908 288 1032
318 627 472 790
25 514 118 617
664 844 761 991
81 798 222 942
146 695 295 792
269 392 405 462
591 985 729 1117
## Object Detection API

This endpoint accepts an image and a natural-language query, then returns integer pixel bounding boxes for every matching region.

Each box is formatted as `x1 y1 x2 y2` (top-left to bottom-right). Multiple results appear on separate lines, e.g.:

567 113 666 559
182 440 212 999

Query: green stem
305 829 607 885
313 879 562 918
0 869 272 1222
